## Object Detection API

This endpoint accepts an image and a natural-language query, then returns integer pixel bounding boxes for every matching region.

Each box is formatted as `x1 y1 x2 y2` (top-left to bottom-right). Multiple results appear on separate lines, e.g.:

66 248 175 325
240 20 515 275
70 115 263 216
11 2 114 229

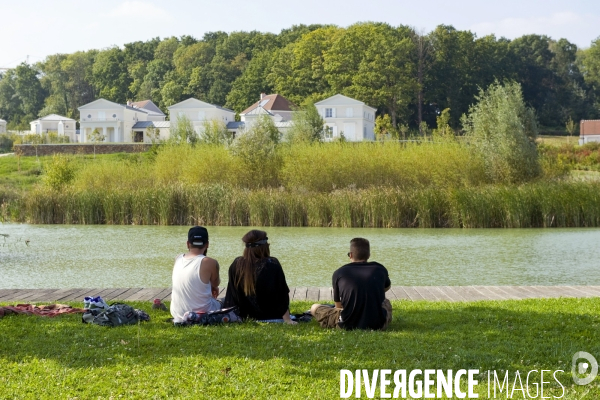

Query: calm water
1 224 600 289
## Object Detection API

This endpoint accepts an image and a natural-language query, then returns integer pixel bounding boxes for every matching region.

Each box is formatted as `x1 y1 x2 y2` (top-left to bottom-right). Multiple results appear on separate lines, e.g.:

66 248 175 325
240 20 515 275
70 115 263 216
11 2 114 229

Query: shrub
42 154 76 190
462 81 540 184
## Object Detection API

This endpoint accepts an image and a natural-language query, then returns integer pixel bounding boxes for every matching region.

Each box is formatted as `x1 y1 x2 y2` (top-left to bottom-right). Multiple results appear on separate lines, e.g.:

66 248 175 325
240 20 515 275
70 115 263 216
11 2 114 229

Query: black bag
83 303 148 327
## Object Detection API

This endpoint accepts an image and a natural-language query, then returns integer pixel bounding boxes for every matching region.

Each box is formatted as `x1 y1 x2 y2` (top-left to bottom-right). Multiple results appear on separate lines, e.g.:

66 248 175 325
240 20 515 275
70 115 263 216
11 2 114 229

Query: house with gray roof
78 98 166 143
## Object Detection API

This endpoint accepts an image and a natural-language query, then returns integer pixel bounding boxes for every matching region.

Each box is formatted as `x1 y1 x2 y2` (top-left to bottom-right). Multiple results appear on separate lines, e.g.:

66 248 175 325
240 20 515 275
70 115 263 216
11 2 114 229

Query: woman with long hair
223 229 296 324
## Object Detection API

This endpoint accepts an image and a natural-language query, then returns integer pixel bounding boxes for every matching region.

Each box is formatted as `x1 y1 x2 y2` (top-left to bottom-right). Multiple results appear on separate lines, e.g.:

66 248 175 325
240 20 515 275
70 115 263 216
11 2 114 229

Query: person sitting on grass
223 229 297 325
170 226 221 324
310 237 392 330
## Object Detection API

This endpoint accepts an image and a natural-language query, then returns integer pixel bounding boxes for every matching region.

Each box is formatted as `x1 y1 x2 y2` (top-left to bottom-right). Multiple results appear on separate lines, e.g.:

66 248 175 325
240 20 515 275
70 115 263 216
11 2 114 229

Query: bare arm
199 257 221 298
334 301 343 309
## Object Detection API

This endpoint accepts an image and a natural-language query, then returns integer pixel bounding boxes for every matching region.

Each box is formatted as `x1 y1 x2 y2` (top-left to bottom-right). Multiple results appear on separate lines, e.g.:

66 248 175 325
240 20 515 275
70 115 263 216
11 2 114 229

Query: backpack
83 303 148 327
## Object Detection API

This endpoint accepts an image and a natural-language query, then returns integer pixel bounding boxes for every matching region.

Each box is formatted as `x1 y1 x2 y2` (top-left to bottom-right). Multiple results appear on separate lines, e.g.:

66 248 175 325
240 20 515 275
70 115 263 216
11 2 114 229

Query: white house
167 98 235 136
78 99 165 143
0 119 6 134
314 94 376 141
29 114 77 142
239 93 295 134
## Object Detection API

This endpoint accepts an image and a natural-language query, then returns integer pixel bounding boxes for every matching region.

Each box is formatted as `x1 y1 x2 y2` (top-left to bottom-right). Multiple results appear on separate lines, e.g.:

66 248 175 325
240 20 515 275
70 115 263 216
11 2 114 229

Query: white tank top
170 254 214 323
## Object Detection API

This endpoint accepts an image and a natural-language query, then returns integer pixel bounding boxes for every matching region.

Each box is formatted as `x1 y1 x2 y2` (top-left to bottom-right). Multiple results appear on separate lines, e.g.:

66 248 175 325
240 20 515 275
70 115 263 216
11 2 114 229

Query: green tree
374 114 396 140
226 50 274 112
89 128 106 158
230 115 281 187
199 119 232 145
432 108 454 139
268 26 341 104
462 81 540 183
324 23 416 127
285 102 324 143
565 117 577 142
169 114 198 146
43 154 76 190
92 47 130 102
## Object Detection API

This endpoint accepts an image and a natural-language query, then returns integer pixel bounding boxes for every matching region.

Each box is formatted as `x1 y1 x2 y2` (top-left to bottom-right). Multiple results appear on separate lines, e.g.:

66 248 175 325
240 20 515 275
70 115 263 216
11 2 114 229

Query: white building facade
314 94 376 141
0 119 6 134
29 114 77 142
168 98 235 135
78 99 166 143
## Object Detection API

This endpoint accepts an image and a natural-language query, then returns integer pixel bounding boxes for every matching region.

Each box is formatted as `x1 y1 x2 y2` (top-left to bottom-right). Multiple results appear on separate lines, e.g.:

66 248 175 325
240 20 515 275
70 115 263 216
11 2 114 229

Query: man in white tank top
170 226 222 323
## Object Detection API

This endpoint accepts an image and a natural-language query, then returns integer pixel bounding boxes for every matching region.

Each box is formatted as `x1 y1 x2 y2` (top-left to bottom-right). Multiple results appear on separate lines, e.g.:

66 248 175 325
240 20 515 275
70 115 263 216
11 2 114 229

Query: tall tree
324 23 416 127
92 47 130 102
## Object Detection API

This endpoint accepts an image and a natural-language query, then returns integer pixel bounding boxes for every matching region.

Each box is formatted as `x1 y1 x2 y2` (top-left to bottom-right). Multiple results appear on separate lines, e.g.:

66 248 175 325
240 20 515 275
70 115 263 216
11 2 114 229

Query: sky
1 0 599 68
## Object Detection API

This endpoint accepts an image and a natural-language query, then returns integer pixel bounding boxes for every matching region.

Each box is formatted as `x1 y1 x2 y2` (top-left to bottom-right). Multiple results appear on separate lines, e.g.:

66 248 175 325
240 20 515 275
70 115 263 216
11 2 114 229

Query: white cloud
470 11 600 46
106 1 172 21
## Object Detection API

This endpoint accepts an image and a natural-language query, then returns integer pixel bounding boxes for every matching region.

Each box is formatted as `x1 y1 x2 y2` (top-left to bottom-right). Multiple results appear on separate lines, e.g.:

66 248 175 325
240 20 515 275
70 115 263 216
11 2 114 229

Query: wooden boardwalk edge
1 286 600 303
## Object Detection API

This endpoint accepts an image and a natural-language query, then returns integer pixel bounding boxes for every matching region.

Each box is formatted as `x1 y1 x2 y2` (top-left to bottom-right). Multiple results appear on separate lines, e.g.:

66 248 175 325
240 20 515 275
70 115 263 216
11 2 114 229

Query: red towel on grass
0 304 85 318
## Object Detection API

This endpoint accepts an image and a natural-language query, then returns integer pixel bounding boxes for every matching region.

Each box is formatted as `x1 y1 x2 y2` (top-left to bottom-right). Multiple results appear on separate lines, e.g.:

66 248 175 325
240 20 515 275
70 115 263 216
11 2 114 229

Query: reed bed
8 182 600 228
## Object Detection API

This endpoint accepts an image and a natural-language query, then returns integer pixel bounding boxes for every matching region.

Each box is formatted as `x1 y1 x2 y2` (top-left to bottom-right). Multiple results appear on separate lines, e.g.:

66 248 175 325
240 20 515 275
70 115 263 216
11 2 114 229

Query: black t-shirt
223 257 290 320
333 261 391 330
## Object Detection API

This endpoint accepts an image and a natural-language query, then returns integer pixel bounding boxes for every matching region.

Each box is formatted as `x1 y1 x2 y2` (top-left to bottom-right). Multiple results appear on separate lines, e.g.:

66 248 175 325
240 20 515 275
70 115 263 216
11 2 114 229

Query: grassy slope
0 153 153 192
1 299 599 399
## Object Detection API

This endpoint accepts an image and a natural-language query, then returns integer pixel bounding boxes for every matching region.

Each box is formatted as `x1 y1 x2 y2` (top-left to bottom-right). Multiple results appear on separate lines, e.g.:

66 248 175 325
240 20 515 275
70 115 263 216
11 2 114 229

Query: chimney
260 93 266 100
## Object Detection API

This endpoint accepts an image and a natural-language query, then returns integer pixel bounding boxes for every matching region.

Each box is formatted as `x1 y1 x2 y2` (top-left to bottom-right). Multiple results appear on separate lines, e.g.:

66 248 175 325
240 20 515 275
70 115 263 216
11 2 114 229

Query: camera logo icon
572 351 598 385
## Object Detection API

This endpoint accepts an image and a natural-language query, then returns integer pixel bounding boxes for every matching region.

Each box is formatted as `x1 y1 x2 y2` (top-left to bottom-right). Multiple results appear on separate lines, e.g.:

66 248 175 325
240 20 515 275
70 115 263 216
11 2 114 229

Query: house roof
0 119 6 123
130 100 165 115
314 94 377 111
581 120 600 136
167 98 235 113
226 121 245 130
31 114 76 123
241 94 295 115
244 106 273 116
78 98 149 114
132 121 170 129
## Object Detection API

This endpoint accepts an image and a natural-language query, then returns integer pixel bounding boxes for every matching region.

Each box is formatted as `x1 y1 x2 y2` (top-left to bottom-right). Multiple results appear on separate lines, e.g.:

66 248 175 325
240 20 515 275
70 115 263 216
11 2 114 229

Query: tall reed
13 182 600 228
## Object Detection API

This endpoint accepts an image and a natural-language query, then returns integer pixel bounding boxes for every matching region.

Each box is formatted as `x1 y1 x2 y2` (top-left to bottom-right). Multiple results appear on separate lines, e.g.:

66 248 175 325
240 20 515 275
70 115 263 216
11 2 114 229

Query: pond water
1 224 599 289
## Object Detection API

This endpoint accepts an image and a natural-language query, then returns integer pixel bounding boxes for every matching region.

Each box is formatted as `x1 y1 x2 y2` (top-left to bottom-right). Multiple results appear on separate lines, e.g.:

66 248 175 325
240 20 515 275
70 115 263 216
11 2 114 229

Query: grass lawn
537 135 578 147
0 152 154 192
1 299 599 399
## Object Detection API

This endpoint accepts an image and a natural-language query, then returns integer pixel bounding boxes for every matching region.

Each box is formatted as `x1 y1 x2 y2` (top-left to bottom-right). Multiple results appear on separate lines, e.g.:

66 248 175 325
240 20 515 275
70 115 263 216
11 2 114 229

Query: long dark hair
235 229 270 296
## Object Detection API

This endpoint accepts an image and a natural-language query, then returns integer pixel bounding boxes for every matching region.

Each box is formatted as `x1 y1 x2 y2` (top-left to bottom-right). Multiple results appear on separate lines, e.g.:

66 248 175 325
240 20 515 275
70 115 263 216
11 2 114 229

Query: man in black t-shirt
310 238 392 330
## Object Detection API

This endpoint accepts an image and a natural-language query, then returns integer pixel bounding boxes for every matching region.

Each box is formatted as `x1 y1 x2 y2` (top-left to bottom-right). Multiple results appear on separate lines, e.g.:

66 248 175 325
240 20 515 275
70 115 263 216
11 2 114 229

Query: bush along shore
3 181 600 228
2 82 600 228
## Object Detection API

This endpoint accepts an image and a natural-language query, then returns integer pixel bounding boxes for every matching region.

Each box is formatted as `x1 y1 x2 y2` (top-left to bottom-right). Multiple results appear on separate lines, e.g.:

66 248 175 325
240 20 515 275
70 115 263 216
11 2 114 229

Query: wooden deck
1 286 600 303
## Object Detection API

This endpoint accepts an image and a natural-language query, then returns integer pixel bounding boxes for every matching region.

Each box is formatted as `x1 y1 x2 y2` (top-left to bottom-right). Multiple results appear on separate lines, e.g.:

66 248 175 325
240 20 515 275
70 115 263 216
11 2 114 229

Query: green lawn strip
1 299 599 398
0 153 154 193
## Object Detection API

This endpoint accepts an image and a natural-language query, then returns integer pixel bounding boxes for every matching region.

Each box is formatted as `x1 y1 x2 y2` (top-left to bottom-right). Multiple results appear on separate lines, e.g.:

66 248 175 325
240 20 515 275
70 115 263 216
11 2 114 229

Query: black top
223 257 290 320
333 261 391 330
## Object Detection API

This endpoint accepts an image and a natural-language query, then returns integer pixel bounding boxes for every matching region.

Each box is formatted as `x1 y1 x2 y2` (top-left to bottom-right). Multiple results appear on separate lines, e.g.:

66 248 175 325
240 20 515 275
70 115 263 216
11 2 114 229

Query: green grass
536 135 577 146
1 299 599 398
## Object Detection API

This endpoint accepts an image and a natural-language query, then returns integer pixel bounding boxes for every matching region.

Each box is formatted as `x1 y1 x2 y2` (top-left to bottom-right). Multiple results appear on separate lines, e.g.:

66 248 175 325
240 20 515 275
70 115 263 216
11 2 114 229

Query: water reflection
1 224 599 289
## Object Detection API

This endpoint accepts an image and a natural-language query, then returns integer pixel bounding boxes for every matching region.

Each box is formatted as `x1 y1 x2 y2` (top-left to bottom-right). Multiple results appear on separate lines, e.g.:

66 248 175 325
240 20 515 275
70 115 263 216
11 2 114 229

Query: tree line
1 22 600 131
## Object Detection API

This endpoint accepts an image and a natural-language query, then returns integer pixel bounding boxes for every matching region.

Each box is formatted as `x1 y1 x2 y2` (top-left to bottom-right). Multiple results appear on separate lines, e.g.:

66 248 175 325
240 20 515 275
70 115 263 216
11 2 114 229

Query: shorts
314 299 393 330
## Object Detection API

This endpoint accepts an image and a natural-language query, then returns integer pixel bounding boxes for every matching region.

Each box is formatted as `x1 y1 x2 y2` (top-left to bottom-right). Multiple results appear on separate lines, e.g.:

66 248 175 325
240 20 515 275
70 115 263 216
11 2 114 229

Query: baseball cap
188 226 209 246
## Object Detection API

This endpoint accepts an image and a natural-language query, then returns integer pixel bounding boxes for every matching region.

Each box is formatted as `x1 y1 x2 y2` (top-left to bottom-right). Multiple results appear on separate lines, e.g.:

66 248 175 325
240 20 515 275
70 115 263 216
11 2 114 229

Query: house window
324 126 334 139
346 108 353 117
113 114 117 118
325 108 333 118
363 127 367 139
